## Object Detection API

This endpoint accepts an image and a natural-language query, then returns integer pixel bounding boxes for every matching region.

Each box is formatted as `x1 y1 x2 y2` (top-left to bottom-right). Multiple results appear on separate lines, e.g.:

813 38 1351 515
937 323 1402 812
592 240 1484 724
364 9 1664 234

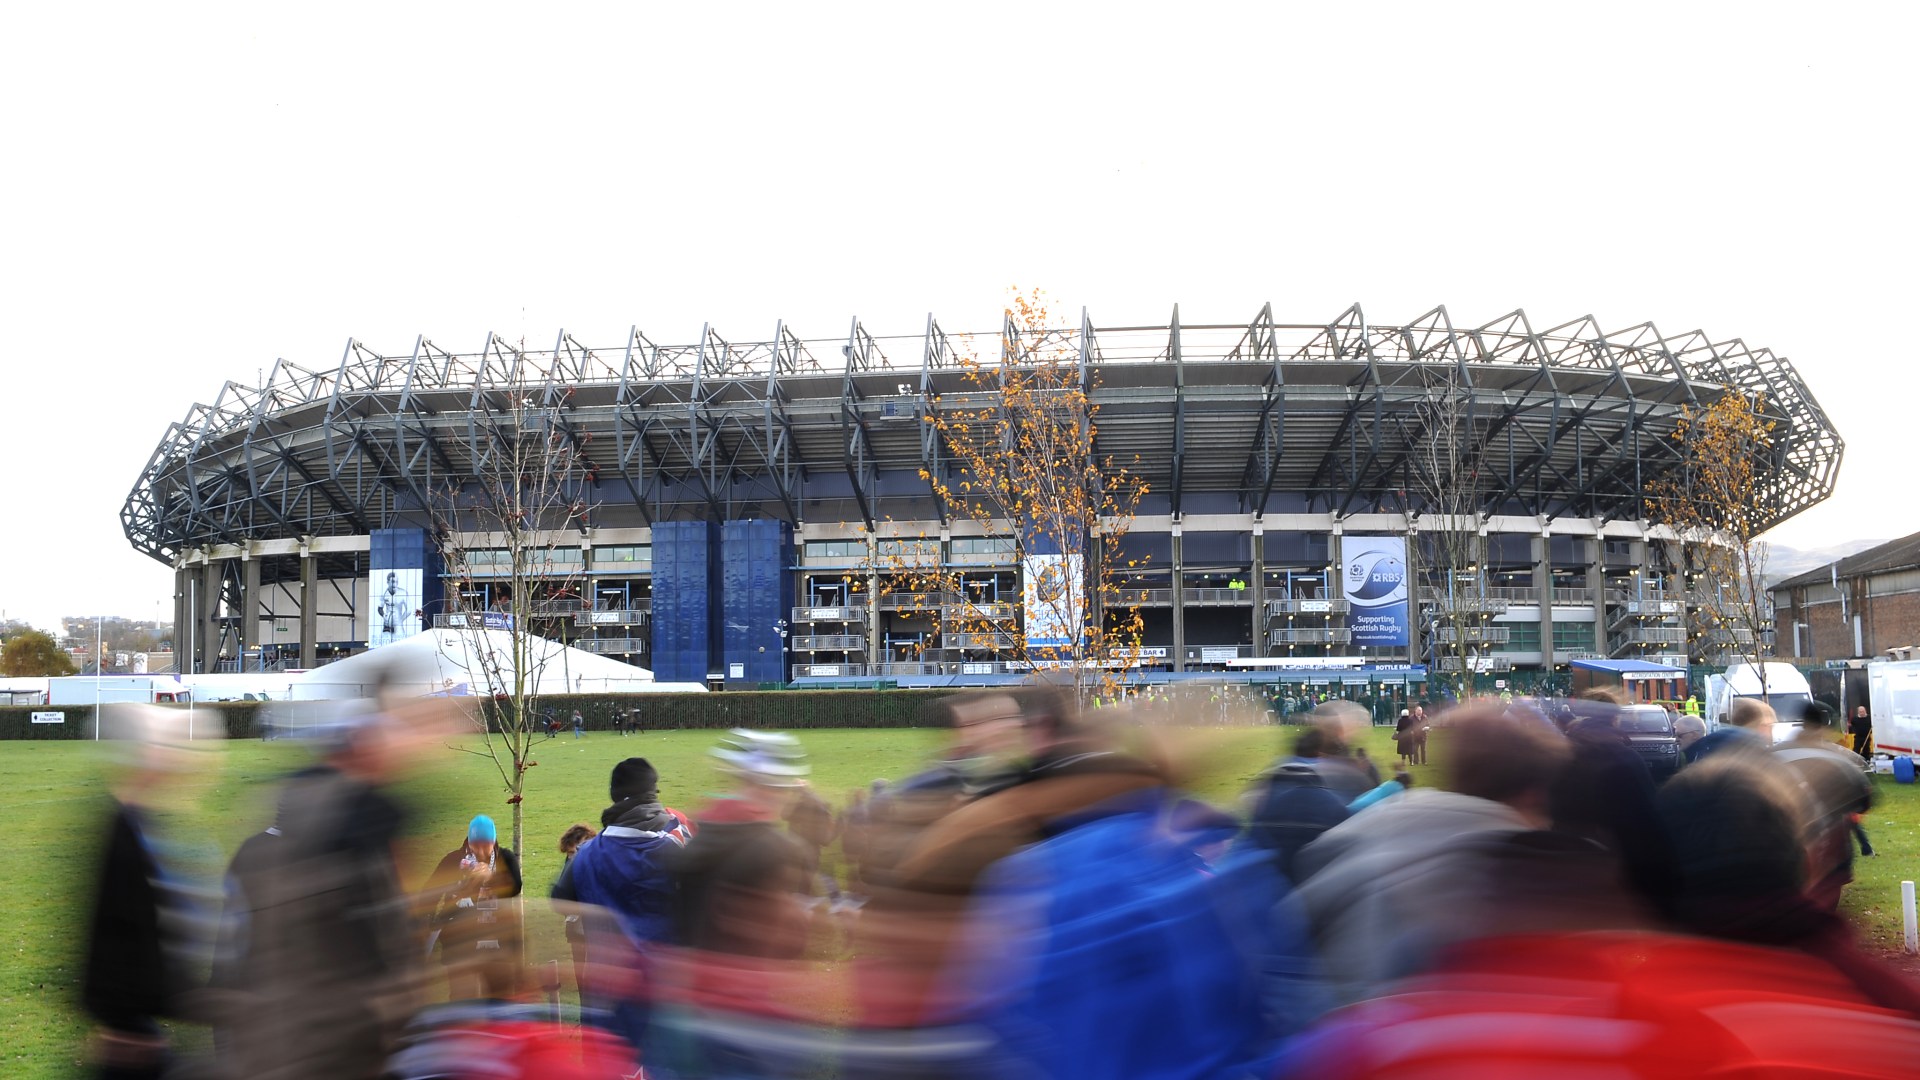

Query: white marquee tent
290 628 708 699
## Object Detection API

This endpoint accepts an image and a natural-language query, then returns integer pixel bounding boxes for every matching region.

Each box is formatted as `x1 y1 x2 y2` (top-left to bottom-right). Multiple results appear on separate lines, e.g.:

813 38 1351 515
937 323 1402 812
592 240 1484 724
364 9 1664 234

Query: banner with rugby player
1343 535 1409 647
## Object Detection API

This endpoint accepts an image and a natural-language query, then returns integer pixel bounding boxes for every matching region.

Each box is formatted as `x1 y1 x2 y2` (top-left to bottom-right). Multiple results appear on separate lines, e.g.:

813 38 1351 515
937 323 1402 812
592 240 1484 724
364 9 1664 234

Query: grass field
4 724 1915 1079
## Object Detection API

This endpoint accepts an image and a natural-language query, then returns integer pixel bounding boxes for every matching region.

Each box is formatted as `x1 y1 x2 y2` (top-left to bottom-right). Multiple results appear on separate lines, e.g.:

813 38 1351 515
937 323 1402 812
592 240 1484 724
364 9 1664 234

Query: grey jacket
1293 789 1530 1006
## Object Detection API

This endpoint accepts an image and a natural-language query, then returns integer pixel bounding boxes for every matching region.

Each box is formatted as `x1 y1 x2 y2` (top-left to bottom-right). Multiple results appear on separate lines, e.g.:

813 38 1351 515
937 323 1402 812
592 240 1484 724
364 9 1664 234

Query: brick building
1771 532 1920 661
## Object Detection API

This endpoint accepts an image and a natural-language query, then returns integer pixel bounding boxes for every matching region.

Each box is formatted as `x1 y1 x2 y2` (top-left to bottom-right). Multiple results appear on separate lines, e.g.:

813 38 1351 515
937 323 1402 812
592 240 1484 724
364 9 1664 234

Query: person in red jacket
1279 753 1920 1078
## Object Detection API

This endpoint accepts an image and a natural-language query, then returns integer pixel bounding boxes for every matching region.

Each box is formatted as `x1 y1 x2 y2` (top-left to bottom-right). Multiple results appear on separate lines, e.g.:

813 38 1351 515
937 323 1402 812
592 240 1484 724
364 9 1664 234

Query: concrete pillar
865 536 881 670
173 568 190 675
200 559 222 674
1250 526 1267 658
1393 523 1422 669
299 549 318 669
1533 532 1554 669
241 553 261 672
1170 524 1185 673
1588 537 1608 658
1328 524 1348 653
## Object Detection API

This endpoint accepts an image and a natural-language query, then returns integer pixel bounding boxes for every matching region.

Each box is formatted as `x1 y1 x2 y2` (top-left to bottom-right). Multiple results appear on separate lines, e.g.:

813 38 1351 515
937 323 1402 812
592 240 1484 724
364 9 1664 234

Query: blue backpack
954 792 1321 1079
565 826 686 947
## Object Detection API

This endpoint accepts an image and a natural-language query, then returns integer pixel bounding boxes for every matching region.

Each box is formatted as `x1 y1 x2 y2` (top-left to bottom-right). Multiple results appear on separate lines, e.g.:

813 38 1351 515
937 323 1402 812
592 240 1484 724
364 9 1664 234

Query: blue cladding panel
651 521 718 682
721 520 794 684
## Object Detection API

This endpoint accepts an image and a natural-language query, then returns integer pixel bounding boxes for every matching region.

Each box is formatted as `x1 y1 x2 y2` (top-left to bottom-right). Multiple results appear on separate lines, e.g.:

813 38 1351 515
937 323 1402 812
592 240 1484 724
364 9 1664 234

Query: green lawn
4 724 1914 1079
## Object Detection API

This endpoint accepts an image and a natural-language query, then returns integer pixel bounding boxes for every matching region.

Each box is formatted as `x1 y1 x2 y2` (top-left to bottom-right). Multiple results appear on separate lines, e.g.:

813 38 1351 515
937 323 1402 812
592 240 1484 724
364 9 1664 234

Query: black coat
84 801 174 1034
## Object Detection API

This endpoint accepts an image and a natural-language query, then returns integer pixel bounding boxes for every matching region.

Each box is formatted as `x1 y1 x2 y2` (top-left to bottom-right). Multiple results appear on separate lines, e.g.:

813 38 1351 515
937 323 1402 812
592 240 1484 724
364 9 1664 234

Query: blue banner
1343 536 1409 647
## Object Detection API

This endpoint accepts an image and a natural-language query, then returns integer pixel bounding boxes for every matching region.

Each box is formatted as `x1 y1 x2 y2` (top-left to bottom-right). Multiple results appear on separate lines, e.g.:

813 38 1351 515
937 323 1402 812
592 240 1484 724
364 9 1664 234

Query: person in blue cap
425 813 523 999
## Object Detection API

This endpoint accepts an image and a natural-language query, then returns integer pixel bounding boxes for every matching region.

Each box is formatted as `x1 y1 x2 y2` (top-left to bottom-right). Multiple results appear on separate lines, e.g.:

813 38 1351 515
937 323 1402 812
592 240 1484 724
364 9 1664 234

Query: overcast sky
3 3 1913 633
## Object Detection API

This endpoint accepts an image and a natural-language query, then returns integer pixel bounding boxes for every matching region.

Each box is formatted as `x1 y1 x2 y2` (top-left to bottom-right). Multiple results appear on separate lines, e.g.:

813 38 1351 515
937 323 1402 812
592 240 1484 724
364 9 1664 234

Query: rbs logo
1346 551 1406 601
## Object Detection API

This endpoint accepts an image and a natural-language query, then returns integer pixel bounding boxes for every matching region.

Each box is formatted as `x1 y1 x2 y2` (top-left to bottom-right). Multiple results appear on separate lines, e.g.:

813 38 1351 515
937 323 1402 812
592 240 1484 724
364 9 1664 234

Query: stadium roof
124 303 1843 562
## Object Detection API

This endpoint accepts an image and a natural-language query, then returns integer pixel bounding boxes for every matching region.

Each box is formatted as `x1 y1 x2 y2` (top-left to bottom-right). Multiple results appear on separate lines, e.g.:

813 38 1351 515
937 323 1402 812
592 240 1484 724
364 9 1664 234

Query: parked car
1614 704 1683 780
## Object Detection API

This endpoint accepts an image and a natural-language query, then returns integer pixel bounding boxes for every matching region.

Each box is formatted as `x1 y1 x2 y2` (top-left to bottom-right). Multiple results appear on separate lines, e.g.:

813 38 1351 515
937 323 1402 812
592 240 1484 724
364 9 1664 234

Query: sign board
1200 646 1241 663
1299 600 1332 613
1495 679 1509 689
590 611 621 625
809 665 841 677
808 608 846 621
1342 536 1410 647
727 663 746 680
446 611 517 631
961 662 995 675
30 711 62 724
1022 552 1086 650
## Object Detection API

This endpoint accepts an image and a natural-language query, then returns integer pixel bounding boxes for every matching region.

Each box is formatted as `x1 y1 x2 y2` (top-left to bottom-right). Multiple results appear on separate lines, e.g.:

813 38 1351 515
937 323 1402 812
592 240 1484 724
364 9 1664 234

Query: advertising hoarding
1343 536 1409 647
369 567 423 648
1022 552 1085 652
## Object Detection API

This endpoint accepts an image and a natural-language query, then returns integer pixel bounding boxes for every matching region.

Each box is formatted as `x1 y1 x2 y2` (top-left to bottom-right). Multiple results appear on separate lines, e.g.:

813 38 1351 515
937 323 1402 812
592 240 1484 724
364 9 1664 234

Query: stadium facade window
877 539 939 560
1550 536 1589 565
1114 532 1174 568
1486 534 1533 564
1184 531 1251 564
804 540 866 560
1552 621 1596 652
950 537 1017 557
595 544 651 565
1498 623 1543 653
464 549 510 566
1265 531 1331 566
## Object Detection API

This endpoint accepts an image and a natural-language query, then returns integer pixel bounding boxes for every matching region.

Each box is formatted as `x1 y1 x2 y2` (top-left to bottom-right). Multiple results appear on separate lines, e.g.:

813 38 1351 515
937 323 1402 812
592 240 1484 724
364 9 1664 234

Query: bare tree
431 343 596 856
873 290 1150 703
1407 368 1494 698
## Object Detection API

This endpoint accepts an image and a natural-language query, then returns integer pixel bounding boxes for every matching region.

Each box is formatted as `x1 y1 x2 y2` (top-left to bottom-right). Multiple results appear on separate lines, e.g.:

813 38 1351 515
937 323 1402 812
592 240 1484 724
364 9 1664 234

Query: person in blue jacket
551 757 690 1052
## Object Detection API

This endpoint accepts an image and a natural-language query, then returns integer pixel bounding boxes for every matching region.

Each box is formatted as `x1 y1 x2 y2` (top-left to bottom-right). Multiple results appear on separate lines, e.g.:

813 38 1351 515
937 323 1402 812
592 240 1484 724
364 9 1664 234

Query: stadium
122 302 1843 692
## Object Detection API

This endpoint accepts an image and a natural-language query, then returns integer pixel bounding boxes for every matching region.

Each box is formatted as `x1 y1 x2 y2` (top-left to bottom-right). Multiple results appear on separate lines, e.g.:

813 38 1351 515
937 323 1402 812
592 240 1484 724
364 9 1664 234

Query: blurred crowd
80 681 1920 1079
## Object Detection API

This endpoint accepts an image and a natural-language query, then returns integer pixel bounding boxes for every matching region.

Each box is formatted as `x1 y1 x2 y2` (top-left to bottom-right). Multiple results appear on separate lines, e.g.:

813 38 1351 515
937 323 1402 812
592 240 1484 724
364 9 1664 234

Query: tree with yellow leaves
873 289 1150 703
1649 390 1777 674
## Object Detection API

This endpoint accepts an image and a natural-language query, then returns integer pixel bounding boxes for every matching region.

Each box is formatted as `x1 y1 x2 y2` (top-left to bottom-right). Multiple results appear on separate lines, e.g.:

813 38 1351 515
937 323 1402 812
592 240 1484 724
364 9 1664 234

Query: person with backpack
1241 725 1356 884
941 699 1325 1078
550 757 691 1058
1292 705 1571 1006
232 690 453 1080
83 706 224 1080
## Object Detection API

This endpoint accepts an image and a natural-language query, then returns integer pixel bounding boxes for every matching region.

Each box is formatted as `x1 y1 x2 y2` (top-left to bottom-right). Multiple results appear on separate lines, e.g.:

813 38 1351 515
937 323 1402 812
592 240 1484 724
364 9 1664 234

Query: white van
1705 662 1814 743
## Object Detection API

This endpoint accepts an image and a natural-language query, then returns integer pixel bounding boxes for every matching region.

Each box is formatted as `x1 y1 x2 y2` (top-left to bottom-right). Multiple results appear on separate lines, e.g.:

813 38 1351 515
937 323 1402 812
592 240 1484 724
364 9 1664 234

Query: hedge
492 690 957 733
0 705 93 740
0 691 957 740
0 703 266 741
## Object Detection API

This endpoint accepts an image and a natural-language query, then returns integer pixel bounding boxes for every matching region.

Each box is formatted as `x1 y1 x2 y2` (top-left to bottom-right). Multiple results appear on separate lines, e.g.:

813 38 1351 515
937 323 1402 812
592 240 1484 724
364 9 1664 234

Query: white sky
3 3 1915 633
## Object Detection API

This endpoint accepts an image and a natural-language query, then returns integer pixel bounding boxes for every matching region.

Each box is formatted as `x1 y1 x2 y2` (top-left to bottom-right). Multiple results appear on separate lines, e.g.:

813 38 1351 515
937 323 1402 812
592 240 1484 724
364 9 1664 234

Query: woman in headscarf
425 814 523 1000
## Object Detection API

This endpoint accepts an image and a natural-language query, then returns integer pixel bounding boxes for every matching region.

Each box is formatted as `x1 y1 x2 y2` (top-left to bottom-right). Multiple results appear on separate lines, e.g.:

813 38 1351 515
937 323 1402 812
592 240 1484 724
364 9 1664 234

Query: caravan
1865 658 1920 759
